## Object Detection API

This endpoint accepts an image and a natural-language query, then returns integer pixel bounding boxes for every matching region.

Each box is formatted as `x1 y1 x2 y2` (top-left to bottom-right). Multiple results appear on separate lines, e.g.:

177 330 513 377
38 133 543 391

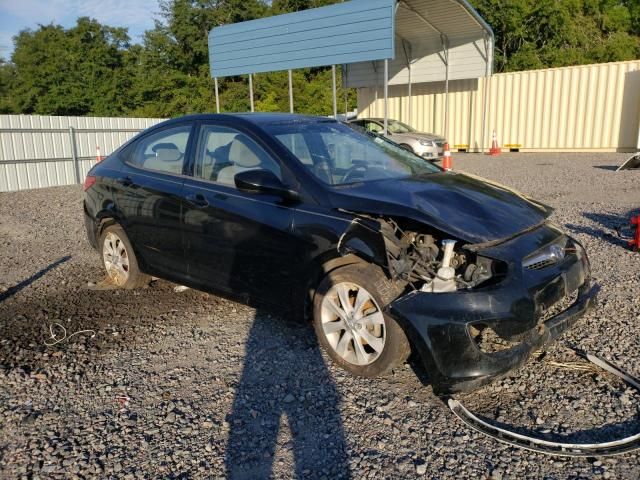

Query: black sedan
83 113 597 394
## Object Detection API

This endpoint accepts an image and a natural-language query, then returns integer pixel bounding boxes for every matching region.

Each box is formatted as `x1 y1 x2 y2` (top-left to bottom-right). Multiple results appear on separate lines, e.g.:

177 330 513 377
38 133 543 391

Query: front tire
313 264 410 377
99 224 150 289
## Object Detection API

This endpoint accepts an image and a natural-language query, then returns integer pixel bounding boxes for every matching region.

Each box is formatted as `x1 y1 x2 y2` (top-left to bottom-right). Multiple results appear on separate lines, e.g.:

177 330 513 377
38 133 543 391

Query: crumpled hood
330 172 553 244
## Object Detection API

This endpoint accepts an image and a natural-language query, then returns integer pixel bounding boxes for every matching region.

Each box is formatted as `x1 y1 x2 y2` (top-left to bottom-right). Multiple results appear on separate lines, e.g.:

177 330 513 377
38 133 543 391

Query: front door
181 123 296 305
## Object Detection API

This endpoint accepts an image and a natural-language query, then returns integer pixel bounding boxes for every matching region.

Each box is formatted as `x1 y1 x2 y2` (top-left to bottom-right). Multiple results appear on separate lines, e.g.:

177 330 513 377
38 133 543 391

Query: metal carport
208 0 493 141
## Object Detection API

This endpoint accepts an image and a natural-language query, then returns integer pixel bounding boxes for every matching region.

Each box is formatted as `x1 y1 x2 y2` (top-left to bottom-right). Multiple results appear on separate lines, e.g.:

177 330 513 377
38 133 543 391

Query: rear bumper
388 227 597 395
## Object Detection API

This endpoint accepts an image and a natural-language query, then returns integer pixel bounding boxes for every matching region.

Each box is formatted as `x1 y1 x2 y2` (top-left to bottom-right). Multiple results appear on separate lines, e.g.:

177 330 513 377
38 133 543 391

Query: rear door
113 123 194 281
181 122 296 305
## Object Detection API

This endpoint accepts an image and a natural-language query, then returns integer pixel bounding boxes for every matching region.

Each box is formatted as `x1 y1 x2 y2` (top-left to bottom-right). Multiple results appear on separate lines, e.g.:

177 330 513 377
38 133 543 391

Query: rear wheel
99 224 150 289
313 264 410 377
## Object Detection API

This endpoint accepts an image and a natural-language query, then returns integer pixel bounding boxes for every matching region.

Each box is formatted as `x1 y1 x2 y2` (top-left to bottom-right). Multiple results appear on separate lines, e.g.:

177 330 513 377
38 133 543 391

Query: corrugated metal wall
0 115 165 192
358 59 640 152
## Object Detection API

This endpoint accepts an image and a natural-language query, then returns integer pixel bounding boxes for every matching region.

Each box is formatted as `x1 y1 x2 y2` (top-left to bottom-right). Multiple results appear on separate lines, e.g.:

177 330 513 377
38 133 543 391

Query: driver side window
129 125 191 175
194 125 282 188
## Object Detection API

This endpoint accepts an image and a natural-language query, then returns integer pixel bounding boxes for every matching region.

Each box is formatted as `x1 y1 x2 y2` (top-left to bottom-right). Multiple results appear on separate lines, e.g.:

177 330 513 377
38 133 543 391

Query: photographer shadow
224 308 351 479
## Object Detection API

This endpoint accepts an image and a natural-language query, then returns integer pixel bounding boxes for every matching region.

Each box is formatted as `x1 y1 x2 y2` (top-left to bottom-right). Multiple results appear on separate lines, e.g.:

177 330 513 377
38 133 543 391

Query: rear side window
127 125 192 175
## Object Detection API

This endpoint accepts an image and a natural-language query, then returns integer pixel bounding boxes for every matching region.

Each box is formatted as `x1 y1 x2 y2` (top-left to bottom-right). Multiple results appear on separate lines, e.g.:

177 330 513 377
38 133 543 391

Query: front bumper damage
388 225 598 395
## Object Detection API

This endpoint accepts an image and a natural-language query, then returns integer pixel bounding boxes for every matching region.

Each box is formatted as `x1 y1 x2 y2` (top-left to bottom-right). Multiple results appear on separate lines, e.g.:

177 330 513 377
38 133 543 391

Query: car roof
156 113 337 128
349 118 403 124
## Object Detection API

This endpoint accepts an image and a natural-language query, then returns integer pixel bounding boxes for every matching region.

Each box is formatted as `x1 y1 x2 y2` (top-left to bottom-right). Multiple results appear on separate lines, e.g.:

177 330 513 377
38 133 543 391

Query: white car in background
349 118 446 160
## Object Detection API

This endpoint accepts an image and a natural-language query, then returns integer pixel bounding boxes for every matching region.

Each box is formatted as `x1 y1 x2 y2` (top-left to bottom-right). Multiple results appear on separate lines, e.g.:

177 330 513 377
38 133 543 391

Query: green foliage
0 0 637 116
271 0 343 14
7 18 135 115
470 0 640 72
0 59 16 113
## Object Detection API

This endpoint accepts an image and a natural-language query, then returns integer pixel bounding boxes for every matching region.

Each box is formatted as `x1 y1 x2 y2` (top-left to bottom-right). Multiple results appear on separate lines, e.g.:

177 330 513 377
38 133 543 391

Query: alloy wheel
102 232 130 287
320 282 386 366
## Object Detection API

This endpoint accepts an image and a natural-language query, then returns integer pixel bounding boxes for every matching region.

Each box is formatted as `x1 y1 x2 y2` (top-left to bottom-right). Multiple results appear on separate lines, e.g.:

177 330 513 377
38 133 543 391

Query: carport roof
346 0 494 87
208 0 494 86
207 0 493 140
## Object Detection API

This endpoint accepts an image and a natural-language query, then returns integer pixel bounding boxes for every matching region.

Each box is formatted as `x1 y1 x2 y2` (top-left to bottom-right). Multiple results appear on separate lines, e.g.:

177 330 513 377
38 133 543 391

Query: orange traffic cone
96 145 103 163
489 130 501 156
442 143 452 171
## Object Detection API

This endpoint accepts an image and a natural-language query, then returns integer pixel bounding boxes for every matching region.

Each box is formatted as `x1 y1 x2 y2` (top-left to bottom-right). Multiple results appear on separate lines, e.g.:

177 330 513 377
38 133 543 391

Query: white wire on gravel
44 322 96 346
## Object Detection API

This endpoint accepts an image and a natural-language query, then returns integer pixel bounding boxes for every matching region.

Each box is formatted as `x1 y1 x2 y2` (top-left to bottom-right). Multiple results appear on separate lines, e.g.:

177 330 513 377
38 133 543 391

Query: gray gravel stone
0 153 639 479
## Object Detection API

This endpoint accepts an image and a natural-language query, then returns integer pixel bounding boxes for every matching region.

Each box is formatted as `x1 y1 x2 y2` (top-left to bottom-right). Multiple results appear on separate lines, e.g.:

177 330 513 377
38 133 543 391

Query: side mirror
234 169 299 201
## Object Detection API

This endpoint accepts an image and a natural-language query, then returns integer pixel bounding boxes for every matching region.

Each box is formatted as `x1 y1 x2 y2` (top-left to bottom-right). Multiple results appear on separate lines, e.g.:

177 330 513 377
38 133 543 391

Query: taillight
83 176 96 192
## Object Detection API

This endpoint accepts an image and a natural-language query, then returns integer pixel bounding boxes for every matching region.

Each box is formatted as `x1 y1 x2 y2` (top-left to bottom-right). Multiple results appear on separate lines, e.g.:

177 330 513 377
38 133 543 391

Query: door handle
117 176 133 187
185 193 209 208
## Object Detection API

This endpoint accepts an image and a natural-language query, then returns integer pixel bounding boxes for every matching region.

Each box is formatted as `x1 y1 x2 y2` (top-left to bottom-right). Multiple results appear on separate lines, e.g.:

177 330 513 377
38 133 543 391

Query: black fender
95 202 124 236
337 216 390 272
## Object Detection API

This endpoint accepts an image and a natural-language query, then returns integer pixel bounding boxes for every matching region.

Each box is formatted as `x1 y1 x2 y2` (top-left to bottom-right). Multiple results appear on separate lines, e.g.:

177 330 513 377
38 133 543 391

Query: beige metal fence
0 115 165 192
358 59 640 153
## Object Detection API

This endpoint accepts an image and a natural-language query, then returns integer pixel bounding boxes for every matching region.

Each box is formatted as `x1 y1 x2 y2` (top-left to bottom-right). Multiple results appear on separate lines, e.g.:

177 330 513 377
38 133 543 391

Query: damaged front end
337 215 598 395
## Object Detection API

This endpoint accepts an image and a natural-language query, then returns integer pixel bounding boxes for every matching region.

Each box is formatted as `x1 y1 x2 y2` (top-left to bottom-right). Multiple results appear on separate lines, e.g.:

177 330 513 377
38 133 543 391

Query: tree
151 0 268 76
470 0 640 72
0 59 16 113
8 18 134 115
126 0 272 116
271 0 342 14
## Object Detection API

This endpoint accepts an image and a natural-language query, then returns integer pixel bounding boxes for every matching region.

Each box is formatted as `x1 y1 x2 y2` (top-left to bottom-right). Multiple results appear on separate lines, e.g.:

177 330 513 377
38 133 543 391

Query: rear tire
313 264 410 377
99 224 150 289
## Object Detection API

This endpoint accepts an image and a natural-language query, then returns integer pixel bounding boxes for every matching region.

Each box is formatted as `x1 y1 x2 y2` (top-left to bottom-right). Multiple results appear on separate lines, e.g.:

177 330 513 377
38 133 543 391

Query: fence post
68 126 80 184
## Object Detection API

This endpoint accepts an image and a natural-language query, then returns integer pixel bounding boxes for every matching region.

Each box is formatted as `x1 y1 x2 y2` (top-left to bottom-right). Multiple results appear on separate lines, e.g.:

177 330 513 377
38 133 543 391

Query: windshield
387 120 416 134
264 121 440 186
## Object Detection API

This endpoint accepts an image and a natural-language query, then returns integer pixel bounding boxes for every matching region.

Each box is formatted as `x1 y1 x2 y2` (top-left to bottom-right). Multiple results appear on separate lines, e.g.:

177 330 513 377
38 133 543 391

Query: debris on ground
449 350 640 457
87 277 119 290
616 152 640 171
44 322 96 346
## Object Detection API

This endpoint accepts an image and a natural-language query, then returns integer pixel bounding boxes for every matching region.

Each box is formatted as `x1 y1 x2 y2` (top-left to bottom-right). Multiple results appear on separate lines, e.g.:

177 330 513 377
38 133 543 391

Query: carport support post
342 64 348 118
636 109 640 150
383 59 389 135
68 126 80 184
481 34 490 154
408 63 412 126
288 69 294 113
249 74 255 112
332 65 338 119
441 35 450 140
214 77 220 114
401 38 413 126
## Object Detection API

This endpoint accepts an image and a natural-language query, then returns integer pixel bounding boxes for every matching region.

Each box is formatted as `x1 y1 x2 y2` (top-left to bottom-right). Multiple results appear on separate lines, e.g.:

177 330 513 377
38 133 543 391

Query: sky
0 0 160 59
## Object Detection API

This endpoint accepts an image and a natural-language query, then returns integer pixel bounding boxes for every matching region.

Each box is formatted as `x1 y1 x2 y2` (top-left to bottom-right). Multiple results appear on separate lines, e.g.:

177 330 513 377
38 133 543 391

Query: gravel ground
1 152 639 479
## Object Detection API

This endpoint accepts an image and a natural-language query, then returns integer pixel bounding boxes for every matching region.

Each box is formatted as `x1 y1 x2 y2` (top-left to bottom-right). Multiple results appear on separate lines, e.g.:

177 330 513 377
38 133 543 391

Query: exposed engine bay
338 214 500 294
334 213 639 458
338 213 598 395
